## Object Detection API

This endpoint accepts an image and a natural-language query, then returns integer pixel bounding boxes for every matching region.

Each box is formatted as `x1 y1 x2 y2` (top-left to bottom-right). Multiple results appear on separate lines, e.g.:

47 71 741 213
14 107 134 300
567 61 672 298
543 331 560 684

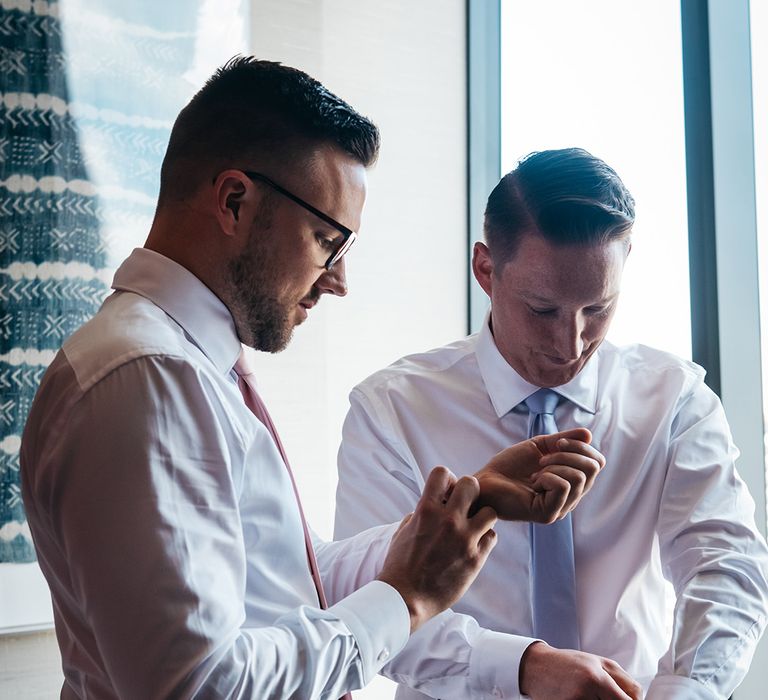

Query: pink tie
234 351 353 700
234 350 328 607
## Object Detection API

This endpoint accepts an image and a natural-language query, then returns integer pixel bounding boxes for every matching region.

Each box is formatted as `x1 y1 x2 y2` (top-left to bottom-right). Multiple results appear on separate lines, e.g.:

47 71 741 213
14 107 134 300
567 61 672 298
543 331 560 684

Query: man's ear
472 241 494 297
213 170 252 237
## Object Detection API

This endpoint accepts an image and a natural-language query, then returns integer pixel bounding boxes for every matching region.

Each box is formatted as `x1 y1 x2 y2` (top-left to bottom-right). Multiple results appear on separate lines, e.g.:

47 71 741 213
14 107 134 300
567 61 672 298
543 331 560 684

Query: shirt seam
699 615 763 687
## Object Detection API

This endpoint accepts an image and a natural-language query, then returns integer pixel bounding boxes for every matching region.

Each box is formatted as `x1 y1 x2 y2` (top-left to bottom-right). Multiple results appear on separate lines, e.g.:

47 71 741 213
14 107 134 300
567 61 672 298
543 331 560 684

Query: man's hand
520 642 642 700
474 428 605 522
377 467 497 633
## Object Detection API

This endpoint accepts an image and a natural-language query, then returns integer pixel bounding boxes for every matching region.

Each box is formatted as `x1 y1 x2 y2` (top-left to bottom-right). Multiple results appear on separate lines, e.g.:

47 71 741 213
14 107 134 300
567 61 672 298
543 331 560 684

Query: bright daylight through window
501 0 691 358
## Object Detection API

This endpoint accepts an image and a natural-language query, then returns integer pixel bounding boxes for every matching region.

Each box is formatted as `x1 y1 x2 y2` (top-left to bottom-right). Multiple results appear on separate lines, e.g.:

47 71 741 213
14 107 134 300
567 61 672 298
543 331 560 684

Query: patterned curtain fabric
1 1 104 563
0 0 247 564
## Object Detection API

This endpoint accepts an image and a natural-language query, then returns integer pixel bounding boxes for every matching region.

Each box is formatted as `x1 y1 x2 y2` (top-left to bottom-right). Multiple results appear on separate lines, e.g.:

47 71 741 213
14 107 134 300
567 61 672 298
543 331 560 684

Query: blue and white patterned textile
0 0 247 562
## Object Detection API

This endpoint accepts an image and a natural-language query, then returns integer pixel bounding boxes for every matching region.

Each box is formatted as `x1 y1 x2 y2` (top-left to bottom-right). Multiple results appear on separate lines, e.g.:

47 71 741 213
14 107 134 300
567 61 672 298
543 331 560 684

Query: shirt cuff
469 629 540 699
329 580 411 685
645 675 721 700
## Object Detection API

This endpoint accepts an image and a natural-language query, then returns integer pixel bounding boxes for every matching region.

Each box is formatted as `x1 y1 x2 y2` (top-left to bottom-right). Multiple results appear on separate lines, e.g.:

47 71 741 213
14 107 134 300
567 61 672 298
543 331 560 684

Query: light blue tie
525 388 581 649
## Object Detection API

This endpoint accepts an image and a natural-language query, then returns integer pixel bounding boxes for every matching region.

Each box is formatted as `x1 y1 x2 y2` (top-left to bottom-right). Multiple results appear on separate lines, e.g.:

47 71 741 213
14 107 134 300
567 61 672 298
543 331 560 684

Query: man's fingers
534 428 592 454
531 472 570 522
446 475 481 514
421 466 456 505
477 528 498 557
597 673 635 700
534 465 588 513
470 504 498 532
537 451 602 493
394 512 413 535
603 660 643 700
540 437 606 472
447 480 498 554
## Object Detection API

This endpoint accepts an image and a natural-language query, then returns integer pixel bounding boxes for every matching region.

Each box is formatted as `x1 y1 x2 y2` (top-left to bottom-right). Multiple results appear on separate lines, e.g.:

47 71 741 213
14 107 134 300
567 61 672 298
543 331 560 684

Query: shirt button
377 647 390 662
491 687 502 698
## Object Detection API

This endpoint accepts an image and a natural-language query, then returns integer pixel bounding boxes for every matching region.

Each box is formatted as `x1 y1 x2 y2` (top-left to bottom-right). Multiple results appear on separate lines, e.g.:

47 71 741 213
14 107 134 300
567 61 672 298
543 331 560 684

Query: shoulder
62 290 196 393
597 341 712 413
601 340 706 387
353 334 479 399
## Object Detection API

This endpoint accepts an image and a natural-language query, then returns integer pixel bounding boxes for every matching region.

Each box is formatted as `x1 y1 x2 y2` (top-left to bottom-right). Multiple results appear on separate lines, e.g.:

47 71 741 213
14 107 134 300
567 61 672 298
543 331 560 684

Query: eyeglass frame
239 170 357 270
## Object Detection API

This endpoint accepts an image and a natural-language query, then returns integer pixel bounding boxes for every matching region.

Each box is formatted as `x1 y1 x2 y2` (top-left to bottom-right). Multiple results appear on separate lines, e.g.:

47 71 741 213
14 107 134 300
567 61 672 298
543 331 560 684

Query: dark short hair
484 148 635 262
158 56 380 202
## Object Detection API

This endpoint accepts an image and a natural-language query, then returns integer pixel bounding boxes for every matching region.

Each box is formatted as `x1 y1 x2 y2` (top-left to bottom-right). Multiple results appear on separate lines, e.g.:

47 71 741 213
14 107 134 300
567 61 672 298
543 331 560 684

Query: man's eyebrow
519 291 620 305
589 292 620 305
519 292 557 304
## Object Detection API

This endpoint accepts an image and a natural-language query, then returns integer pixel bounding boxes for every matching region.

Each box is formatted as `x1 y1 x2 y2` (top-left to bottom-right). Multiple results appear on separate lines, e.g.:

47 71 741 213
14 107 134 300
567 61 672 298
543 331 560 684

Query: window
753 0 768 519
500 0 691 357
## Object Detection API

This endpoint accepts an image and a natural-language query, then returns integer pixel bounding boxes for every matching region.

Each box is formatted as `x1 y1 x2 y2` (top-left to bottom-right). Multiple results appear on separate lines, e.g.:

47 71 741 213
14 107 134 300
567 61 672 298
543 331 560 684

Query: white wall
247 0 468 540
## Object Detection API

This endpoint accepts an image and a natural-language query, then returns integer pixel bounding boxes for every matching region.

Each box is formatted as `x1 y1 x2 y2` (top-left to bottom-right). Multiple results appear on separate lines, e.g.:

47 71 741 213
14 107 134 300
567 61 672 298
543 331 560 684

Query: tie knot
524 388 559 416
233 348 255 378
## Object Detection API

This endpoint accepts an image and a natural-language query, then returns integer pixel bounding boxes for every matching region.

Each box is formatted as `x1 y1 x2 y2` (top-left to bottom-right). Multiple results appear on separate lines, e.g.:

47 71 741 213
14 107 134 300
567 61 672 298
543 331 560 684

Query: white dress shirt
335 318 768 700
21 248 412 699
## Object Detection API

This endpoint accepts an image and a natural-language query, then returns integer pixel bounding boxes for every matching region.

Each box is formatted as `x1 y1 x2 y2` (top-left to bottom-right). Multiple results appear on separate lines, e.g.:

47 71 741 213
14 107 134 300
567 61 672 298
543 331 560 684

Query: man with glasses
335 148 768 699
243 171 357 268
21 59 606 699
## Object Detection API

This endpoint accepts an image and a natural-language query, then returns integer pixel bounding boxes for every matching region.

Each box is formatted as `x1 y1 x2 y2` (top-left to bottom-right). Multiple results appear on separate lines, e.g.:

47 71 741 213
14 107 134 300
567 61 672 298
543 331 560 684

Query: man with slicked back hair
336 148 768 700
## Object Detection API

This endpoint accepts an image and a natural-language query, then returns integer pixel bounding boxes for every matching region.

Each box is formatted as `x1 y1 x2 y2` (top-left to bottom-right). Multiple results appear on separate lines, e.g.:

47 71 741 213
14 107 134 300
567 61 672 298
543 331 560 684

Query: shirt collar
111 248 242 375
475 311 599 417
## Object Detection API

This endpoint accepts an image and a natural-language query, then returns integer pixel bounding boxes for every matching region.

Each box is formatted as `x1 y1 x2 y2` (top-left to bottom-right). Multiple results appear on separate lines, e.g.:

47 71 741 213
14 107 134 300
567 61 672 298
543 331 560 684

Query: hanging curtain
0 0 247 564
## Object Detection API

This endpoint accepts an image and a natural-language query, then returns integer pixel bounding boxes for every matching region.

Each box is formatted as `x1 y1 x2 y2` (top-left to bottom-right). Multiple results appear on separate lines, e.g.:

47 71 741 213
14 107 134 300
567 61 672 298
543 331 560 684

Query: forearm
652 568 768 697
322 527 540 699
656 381 768 695
315 522 398 605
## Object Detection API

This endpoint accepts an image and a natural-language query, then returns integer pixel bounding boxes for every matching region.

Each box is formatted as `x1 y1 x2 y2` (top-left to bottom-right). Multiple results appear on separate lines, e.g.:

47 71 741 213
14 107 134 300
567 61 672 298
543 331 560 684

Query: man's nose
555 316 585 359
317 256 348 297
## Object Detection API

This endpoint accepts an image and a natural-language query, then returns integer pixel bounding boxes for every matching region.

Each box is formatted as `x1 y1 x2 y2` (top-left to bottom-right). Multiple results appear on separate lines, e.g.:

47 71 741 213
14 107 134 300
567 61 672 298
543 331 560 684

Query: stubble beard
227 235 294 354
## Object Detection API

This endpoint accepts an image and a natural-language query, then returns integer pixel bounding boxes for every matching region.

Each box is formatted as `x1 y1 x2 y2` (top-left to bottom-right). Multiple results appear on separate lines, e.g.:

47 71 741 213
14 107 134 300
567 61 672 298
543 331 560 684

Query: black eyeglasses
242 171 357 270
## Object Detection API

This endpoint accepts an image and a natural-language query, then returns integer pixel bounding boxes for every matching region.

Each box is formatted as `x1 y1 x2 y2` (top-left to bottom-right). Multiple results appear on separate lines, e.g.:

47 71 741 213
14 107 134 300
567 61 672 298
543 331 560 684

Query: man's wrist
519 640 548 695
374 575 435 633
